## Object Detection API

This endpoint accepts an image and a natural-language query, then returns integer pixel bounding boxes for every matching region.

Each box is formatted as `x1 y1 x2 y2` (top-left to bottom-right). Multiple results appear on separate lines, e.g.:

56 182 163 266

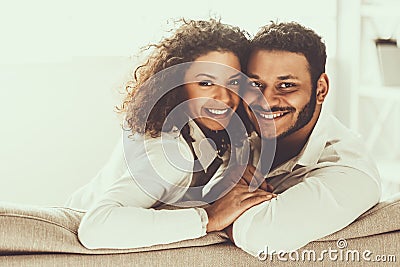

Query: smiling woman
184 51 242 131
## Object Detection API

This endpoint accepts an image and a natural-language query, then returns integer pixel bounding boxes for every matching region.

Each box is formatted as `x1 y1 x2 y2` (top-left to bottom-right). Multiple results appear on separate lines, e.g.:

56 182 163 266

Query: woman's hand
224 225 234 243
204 184 276 232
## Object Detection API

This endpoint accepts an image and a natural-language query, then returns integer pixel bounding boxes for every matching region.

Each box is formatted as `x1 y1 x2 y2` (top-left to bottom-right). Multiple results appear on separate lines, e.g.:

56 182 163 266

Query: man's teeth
207 108 229 115
259 112 285 119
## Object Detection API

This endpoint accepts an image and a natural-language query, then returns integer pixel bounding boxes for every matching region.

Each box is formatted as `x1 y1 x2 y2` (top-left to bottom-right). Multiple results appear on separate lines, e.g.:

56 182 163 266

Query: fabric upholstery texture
0 193 399 266
2 235 399 267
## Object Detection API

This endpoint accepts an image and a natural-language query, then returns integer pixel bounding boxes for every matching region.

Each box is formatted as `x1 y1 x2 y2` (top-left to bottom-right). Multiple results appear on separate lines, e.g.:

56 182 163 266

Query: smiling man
227 22 382 256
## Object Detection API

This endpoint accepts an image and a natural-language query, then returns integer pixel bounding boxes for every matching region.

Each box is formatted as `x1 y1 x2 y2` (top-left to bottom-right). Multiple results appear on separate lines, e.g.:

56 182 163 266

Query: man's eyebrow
195 73 216 79
277 74 299 80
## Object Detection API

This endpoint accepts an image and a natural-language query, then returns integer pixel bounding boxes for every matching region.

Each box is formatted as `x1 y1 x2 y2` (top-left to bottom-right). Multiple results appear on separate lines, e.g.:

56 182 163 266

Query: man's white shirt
233 112 381 256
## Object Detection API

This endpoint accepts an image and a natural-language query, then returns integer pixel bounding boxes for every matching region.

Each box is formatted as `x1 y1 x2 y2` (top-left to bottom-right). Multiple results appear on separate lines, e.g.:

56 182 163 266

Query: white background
0 0 398 205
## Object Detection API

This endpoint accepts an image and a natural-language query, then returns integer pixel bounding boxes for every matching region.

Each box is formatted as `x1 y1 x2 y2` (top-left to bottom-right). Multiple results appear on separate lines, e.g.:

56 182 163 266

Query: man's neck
270 108 321 170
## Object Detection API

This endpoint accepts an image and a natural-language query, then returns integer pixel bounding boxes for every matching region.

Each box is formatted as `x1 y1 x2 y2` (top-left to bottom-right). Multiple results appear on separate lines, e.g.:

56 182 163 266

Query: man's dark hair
251 22 326 90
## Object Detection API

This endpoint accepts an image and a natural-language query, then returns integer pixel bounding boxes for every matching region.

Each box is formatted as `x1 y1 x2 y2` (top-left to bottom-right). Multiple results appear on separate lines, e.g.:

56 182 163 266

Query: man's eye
278 82 295 89
228 79 240 86
198 80 213 86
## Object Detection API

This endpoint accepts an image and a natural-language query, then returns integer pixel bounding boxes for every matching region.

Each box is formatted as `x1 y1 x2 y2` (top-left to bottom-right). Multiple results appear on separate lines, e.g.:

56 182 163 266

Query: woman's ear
316 73 329 104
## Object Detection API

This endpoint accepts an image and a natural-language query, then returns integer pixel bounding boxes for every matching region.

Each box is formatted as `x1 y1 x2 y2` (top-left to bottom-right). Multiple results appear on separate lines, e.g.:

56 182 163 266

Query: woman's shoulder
124 130 192 156
124 130 195 184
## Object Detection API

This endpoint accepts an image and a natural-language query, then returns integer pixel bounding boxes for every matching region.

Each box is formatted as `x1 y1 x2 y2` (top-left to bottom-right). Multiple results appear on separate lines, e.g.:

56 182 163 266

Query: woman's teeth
259 112 285 119
206 108 229 115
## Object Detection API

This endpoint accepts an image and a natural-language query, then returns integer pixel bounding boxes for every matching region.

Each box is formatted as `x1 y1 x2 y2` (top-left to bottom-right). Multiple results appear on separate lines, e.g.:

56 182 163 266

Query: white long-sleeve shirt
65 121 233 249
233 112 382 256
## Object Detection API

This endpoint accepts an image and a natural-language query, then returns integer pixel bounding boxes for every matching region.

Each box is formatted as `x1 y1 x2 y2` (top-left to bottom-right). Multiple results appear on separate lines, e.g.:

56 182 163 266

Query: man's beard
276 92 316 140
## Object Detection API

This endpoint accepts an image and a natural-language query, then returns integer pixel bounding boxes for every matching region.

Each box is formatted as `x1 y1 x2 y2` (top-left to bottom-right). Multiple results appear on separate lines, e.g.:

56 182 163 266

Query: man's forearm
232 166 381 256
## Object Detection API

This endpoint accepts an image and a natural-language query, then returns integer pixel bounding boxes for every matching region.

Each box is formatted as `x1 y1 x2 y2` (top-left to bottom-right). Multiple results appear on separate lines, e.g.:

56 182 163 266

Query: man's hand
204 184 275 232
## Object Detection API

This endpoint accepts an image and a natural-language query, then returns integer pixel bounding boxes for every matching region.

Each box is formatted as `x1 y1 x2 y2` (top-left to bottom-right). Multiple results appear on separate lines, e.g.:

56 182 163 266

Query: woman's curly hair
118 18 250 138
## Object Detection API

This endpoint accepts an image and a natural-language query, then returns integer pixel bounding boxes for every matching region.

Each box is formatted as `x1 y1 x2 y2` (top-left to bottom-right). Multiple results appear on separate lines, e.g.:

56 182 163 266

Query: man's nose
258 88 279 108
243 88 278 109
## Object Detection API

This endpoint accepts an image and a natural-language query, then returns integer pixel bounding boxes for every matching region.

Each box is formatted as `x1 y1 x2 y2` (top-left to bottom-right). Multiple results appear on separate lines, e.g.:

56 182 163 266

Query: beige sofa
1 193 399 267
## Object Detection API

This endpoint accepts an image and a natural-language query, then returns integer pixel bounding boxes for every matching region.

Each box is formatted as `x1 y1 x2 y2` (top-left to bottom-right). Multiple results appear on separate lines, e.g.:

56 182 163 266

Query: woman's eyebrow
229 72 241 79
195 72 242 79
195 73 216 79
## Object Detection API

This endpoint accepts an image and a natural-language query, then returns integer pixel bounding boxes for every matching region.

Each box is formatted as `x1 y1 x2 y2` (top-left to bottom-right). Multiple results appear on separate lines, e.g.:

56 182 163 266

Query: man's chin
259 134 277 141
256 125 282 139
259 129 291 141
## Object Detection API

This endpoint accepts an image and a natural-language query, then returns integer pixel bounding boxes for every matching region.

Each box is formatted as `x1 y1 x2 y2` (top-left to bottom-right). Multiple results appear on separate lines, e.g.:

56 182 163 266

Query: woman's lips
202 107 232 119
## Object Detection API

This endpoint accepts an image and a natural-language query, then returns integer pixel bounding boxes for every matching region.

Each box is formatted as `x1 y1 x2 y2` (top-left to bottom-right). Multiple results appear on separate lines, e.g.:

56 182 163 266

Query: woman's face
183 51 242 131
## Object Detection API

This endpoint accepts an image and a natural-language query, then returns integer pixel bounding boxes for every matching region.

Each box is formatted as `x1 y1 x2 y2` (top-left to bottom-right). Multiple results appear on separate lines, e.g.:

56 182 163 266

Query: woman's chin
196 117 230 131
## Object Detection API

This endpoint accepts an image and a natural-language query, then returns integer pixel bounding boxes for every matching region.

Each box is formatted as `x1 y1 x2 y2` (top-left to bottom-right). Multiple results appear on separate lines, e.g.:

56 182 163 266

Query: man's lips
250 107 292 121
257 111 290 120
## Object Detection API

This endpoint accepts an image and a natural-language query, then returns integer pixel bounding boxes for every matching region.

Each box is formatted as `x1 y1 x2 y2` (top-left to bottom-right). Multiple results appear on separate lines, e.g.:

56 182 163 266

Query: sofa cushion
0 202 227 255
2 233 400 267
0 193 399 255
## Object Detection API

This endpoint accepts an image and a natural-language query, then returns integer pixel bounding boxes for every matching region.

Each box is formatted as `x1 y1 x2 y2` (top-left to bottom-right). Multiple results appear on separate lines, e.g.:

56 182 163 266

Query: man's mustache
248 105 295 113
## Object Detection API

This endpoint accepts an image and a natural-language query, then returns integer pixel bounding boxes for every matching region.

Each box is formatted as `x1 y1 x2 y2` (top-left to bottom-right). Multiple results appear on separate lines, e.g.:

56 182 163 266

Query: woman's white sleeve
78 136 205 249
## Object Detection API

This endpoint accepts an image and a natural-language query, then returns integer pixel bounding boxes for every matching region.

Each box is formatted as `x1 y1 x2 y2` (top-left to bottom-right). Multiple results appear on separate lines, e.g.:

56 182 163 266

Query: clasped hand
204 165 276 233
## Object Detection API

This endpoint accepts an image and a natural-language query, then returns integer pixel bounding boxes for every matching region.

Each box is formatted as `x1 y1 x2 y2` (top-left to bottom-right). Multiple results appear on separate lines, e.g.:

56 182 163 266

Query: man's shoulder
309 113 379 178
314 113 358 138
302 113 375 167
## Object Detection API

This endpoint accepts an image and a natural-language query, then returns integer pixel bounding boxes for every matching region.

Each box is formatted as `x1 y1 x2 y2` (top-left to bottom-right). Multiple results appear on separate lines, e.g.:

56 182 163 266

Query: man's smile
249 105 293 122
257 111 290 120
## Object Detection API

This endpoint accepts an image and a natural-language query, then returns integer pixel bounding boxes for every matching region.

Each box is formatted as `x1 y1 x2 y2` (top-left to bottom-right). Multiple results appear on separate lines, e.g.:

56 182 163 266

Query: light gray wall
0 0 339 205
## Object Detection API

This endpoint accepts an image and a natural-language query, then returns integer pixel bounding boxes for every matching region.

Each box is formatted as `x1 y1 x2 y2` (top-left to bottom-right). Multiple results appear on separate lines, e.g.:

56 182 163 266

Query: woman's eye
228 79 240 86
198 80 213 87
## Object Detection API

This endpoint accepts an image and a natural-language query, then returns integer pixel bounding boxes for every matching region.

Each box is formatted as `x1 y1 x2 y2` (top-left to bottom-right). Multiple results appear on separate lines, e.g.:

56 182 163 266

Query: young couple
66 19 381 256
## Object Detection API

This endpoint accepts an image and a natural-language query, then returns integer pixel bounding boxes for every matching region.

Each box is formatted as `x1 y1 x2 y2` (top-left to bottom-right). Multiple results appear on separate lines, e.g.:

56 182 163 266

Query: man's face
243 49 316 139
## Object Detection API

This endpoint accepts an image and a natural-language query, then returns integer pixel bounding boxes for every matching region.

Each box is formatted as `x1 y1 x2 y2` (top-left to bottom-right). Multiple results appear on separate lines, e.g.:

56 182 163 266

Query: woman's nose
214 85 234 104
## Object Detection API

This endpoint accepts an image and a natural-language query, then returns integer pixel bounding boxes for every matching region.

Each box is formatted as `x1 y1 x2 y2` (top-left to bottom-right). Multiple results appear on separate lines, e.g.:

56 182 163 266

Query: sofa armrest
318 192 400 241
